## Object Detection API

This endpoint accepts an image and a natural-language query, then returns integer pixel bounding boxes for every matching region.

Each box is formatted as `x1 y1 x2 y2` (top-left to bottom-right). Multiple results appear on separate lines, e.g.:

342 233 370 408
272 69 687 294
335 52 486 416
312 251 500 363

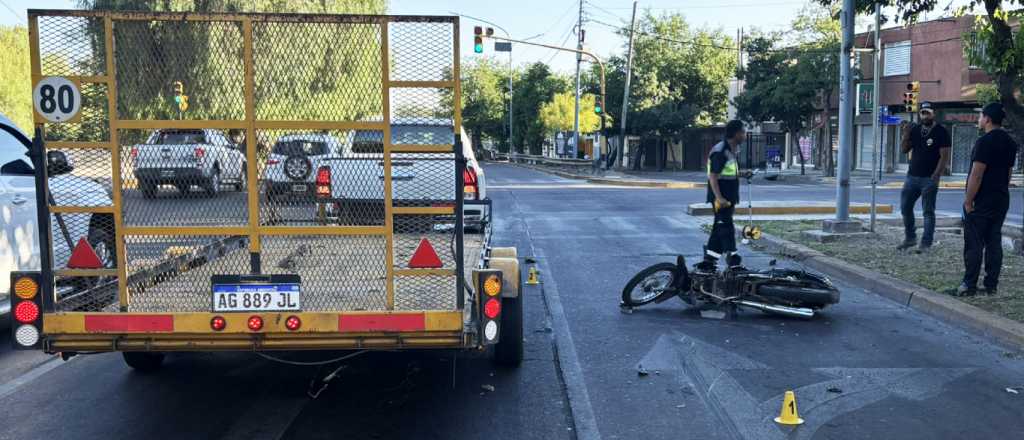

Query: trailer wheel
493 290 524 367
122 352 165 372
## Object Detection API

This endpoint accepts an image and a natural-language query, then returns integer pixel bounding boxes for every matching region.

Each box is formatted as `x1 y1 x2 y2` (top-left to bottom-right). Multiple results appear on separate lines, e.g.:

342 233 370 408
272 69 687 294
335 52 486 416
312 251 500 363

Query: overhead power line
589 18 968 55
0 0 26 25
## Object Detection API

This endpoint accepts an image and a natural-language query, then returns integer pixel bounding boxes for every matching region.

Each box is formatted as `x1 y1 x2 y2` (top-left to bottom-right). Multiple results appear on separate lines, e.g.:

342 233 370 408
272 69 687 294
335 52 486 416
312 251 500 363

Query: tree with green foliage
77 0 387 132
0 26 31 132
825 0 1022 144
461 57 509 153
511 62 568 155
735 1 841 175
614 11 736 138
539 92 603 133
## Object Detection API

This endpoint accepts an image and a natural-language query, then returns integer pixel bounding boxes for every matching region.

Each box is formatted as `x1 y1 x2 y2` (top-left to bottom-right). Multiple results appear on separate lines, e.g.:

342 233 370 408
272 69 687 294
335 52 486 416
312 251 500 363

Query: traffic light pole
485 34 607 148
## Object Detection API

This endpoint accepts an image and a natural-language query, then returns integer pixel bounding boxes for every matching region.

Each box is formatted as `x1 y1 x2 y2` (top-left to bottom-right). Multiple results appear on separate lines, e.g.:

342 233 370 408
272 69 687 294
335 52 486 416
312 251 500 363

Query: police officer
698 120 748 271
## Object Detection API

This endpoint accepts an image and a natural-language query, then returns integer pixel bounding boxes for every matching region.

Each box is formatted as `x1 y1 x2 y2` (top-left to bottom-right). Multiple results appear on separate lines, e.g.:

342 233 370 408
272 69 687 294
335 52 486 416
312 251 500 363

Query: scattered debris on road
637 365 649 376
1005 387 1022 394
481 384 496 392
827 386 843 394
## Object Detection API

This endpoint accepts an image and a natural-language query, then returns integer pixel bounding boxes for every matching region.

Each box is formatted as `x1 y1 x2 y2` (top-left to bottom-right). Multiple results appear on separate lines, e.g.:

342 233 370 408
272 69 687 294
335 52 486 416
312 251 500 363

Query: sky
1 0 985 74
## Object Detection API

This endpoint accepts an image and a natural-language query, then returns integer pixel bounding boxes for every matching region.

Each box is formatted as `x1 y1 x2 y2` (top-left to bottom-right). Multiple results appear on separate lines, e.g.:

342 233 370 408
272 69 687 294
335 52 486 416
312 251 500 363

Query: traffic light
172 81 188 112
594 96 603 114
473 26 484 53
904 82 920 112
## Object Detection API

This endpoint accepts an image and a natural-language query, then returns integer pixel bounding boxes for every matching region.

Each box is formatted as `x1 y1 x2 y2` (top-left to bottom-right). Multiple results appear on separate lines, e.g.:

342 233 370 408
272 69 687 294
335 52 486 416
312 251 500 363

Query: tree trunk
792 130 806 175
985 0 1023 147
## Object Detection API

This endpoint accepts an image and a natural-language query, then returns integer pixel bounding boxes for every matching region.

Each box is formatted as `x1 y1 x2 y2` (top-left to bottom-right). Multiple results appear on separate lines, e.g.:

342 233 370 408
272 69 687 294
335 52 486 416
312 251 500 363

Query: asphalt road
484 164 1024 439
0 163 1022 439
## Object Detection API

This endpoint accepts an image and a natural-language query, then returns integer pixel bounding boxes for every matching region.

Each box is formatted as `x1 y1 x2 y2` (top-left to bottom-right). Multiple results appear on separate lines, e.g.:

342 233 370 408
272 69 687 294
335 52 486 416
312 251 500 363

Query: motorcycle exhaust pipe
736 300 814 319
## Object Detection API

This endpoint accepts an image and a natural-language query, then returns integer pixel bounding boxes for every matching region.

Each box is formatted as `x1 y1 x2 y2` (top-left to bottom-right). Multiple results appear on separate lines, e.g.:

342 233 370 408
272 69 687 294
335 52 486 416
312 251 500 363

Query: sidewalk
507 161 1023 189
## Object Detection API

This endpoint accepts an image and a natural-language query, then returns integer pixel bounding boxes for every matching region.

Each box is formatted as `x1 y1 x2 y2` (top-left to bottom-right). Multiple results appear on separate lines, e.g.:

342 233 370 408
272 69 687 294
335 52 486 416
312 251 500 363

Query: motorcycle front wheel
621 263 678 308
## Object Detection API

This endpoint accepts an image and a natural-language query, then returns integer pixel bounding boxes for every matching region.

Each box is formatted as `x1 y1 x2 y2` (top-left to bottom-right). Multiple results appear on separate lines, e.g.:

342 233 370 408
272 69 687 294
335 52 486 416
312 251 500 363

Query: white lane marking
0 356 69 401
489 184 662 190
598 216 640 234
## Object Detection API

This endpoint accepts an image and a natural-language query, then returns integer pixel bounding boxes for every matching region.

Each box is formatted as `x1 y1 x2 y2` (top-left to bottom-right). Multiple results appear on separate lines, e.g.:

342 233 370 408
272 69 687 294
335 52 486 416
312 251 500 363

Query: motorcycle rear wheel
621 263 678 308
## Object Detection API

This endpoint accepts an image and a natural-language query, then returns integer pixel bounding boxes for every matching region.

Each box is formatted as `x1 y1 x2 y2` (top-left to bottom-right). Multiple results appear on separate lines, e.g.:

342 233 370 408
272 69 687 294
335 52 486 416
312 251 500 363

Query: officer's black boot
695 246 718 272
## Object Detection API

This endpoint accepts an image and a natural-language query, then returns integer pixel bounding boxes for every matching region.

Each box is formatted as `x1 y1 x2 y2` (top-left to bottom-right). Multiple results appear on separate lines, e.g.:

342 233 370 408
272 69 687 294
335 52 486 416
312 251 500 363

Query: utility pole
618 0 638 169
835 0 855 222
869 2 881 232
573 0 583 159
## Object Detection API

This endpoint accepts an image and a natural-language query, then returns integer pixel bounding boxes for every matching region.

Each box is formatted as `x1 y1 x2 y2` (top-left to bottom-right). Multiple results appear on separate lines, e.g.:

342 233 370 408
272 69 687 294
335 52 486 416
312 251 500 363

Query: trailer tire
123 352 165 372
493 283 524 367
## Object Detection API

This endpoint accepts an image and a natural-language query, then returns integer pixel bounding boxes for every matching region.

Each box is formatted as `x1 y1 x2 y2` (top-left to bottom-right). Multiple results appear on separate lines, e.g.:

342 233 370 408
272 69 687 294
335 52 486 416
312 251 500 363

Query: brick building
850 15 998 175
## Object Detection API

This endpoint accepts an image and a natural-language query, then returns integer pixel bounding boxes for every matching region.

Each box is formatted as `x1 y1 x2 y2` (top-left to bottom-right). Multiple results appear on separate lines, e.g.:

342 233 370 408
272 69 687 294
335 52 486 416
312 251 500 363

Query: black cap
982 102 1006 123
919 101 934 112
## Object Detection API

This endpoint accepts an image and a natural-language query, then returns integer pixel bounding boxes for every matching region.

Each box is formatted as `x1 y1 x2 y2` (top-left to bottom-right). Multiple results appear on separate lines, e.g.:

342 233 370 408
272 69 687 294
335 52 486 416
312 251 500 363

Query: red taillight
130 146 139 159
247 315 263 331
483 298 501 319
194 147 205 159
285 316 301 331
210 316 226 331
316 166 331 198
14 301 39 324
267 158 280 165
463 167 479 200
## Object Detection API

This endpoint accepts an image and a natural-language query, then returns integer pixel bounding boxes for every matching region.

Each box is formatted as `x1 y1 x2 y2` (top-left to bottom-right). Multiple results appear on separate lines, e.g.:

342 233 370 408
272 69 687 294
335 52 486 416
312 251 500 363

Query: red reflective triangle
68 238 103 269
408 238 443 269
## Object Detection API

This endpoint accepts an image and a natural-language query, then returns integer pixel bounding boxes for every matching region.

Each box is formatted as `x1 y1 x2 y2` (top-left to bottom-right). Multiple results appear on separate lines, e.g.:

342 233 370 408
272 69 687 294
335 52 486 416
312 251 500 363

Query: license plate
211 275 301 312
291 184 307 192
161 170 175 177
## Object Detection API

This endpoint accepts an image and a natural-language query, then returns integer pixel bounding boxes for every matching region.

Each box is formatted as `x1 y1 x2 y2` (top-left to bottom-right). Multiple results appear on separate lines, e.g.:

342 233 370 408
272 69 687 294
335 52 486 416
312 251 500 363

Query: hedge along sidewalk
750 220 1024 349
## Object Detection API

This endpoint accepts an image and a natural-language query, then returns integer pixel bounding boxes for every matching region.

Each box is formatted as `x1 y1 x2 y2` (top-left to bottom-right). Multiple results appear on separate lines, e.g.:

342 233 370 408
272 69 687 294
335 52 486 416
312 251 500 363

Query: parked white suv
0 114 116 315
131 129 246 198
263 133 341 200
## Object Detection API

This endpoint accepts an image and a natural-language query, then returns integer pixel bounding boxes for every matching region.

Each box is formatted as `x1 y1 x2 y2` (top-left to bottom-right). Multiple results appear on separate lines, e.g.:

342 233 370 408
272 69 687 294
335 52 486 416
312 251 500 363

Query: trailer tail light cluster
478 271 503 345
315 166 331 199
463 167 479 201
10 272 43 349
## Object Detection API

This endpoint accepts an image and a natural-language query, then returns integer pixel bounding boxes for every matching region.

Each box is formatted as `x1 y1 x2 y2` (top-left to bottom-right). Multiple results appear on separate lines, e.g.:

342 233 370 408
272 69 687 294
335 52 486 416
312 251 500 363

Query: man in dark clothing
698 120 747 271
898 101 951 252
957 103 1019 296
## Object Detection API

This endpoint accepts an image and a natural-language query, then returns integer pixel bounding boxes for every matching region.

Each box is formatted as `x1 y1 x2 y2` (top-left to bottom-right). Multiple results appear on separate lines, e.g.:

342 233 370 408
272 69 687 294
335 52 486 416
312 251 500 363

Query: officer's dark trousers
706 205 736 256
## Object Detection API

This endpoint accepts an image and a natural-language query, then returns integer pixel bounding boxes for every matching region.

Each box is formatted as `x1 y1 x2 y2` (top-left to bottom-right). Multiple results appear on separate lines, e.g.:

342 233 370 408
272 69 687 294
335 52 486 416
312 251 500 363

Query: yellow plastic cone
774 390 804 426
526 267 540 285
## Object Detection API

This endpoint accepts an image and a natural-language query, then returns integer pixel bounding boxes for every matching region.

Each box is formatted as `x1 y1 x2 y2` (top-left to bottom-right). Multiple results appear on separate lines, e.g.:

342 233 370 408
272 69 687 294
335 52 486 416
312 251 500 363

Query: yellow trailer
10 10 522 370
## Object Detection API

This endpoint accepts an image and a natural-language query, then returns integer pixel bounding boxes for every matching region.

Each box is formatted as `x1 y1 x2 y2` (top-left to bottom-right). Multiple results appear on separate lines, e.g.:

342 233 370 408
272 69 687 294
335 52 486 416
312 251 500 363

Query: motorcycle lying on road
620 255 840 319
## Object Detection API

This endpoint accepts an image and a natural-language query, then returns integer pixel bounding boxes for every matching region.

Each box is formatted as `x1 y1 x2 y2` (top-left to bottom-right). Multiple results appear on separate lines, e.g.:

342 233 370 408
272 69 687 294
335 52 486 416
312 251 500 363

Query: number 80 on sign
33 77 82 124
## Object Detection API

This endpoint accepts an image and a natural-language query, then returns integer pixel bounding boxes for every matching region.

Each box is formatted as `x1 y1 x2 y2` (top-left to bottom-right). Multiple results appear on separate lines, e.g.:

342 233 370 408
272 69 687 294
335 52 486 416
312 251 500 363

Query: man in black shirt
898 102 951 251
698 120 747 271
958 103 1019 296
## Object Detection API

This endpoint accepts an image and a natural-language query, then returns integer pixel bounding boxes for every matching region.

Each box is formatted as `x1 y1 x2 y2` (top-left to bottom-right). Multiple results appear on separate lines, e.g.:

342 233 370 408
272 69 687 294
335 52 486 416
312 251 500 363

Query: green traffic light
174 96 182 104
594 105 602 114
474 43 483 53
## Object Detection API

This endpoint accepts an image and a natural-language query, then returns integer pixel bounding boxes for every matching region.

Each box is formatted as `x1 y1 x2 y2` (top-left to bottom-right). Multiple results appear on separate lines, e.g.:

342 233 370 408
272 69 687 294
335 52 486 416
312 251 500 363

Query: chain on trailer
28 10 468 315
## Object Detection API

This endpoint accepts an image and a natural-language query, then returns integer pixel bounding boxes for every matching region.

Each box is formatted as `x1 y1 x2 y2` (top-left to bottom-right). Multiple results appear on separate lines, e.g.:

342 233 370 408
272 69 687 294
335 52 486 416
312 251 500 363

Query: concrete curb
752 232 1024 349
689 203 894 216
506 162 705 189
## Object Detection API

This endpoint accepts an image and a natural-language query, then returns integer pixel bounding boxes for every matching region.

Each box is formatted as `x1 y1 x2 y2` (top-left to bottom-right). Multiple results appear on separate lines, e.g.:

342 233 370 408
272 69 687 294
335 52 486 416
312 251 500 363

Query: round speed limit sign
33 77 82 123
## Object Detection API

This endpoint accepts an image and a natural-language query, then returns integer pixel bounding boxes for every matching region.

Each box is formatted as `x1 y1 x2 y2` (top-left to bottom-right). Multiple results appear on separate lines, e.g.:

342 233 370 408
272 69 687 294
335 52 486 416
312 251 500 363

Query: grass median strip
758 220 1024 323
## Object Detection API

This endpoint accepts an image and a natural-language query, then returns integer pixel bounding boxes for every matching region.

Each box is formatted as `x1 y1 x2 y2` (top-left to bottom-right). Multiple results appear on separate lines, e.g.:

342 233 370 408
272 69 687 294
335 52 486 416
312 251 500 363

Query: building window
883 40 911 76
968 33 987 69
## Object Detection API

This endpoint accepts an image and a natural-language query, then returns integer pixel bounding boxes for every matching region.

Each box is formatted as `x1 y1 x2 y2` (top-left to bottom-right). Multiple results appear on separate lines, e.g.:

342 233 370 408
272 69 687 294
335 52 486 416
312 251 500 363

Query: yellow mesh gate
29 10 467 314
